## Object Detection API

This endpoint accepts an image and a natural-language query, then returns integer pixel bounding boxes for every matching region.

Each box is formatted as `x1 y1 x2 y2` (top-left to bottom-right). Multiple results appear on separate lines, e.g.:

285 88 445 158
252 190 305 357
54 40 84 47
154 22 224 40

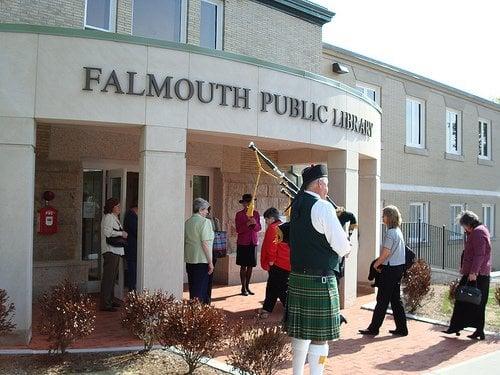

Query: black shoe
389 329 408 336
112 302 122 308
246 289 255 295
340 314 348 325
241 288 248 296
441 329 460 336
358 329 378 336
467 331 485 340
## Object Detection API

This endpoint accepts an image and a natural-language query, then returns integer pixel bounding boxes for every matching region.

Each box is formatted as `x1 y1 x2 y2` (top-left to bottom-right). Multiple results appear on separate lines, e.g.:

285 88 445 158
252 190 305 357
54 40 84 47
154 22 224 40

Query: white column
328 149 359 308
137 125 186 299
0 117 35 344
358 159 381 288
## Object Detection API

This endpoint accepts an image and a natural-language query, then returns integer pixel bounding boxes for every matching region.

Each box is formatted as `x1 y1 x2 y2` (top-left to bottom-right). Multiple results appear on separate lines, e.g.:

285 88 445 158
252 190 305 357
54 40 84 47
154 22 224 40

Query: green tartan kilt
286 272 341 341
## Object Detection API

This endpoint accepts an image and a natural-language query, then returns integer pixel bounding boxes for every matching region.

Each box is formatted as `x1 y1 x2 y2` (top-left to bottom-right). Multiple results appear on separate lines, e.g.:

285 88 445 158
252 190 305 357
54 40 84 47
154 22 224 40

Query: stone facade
116 0 133 34
322 45 500 269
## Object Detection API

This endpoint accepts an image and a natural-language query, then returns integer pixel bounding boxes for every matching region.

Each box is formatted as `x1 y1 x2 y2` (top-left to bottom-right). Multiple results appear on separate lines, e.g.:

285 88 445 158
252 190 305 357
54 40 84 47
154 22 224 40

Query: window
409 202 428 242
200 0 223 50
133 0 186 42
446 109 461 155
482 204 495 237
85 0 116 32
406 97 425 148
450 204 464 239
478 118 491 160
356 83 379 104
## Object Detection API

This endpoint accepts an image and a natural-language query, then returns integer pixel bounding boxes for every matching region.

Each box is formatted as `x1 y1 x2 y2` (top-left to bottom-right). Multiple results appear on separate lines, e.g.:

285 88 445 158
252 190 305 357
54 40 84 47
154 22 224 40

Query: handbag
455 282 482 305
106 236 127 248
212 230 227 258
404 245 416 271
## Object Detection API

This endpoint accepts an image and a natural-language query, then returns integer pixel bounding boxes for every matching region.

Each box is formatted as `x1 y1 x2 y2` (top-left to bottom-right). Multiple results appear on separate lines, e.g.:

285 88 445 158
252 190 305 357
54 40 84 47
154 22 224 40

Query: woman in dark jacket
443 211 492 340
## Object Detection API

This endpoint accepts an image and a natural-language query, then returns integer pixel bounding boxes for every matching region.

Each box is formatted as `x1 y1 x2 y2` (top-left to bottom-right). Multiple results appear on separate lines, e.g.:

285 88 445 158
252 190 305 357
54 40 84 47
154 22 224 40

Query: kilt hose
286 272 341 341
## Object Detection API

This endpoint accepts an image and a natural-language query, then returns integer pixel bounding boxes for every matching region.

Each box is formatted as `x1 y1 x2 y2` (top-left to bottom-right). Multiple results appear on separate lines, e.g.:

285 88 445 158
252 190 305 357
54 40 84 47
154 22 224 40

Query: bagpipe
248 143 357 243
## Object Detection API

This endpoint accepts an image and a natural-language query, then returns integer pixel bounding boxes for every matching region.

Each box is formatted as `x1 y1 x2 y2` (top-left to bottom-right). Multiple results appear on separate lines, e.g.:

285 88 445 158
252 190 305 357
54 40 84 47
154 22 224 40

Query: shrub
38 280 95 354
402 259 431 313
158 299 227 375
0 289 16 335
121 290 174 350
447 278 461 304
227 323 291 375
495 286 500 307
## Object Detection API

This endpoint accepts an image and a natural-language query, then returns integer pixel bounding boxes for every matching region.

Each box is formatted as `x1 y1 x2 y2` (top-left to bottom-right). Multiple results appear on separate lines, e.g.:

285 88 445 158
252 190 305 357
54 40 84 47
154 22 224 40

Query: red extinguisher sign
38 206 58 235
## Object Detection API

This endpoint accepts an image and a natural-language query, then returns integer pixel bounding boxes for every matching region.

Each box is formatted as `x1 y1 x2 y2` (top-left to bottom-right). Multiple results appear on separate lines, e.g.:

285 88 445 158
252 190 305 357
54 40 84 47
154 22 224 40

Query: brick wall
116 0 133 34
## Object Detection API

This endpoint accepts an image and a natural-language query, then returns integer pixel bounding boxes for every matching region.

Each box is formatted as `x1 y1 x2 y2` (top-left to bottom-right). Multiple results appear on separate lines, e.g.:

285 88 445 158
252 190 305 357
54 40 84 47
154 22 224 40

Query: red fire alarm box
38 206 58 235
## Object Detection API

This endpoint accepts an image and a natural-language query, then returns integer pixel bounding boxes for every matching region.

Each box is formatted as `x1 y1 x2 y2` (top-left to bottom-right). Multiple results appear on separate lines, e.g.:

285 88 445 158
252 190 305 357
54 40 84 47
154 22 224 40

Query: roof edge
323 43 500 111
252 0 334 26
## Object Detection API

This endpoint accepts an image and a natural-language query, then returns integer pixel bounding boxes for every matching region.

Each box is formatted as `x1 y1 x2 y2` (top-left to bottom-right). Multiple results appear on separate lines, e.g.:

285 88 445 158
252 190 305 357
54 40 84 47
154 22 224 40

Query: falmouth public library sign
82 67 374 137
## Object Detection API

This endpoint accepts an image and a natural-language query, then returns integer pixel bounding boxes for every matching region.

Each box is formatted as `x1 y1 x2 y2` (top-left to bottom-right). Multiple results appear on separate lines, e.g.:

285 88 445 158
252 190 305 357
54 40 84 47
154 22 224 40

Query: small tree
447 278 461 304
121 290 174 350
402 259 431 313
38 280 95 354
495 285 500 307
158 299 227 375
227 323 291 375
0 289 16 335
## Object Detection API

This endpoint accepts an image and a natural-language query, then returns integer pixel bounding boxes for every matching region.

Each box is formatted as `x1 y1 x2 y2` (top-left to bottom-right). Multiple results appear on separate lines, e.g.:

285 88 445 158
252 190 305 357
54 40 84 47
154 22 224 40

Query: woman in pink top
235 193 261 296
443 211 492 340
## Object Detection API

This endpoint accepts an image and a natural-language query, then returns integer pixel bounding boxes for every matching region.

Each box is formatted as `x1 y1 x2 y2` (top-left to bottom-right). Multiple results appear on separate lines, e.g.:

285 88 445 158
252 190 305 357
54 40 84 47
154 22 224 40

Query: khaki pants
100 252 120 309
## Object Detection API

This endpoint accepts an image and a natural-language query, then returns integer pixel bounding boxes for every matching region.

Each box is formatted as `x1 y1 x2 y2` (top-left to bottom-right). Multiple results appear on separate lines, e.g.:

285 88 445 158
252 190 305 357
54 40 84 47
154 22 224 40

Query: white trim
84 0 117 32
406 96 426 149
450 204 464 239
381 183 500 198
482 203 495 238
478 117 492 160
445 108 461 155
201 0 224 50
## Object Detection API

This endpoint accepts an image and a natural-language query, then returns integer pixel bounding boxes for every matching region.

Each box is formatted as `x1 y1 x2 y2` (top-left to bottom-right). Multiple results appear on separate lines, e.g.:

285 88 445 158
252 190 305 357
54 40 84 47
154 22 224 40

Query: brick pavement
2 282 499 374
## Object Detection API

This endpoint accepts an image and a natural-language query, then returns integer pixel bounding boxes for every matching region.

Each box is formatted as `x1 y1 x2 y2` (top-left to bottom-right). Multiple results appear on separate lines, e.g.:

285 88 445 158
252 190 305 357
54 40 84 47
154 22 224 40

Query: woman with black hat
235 193 261 296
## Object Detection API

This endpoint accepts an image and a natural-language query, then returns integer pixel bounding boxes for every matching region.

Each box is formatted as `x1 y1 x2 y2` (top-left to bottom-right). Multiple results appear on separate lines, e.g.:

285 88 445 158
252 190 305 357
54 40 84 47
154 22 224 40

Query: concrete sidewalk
427 350 500 374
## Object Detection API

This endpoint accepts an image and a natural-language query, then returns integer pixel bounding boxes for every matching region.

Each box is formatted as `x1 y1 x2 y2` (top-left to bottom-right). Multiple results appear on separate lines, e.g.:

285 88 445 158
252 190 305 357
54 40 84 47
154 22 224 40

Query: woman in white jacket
100 197 127 311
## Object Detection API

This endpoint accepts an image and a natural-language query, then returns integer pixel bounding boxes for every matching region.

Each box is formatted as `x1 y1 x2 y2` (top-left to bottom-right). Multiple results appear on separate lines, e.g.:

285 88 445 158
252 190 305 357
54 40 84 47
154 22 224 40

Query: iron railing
381 220 465 270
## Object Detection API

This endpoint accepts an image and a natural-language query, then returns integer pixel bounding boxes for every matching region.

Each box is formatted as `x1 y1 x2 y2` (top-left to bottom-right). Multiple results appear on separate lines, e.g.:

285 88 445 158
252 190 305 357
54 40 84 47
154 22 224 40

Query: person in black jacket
123 201 138 291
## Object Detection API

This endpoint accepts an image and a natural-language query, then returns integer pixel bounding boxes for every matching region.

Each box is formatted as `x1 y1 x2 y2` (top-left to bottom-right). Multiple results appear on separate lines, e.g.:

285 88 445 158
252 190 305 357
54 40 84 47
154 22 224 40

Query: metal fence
381 221 465 270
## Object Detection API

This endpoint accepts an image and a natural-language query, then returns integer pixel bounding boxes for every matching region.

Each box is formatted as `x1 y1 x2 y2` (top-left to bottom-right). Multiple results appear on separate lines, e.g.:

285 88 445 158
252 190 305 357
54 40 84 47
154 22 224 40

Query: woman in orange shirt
258 207 291 319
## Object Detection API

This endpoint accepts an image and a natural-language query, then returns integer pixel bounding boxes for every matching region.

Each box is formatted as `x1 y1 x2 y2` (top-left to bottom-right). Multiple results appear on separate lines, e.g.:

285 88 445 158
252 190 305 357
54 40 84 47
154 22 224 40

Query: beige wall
322 47 500 270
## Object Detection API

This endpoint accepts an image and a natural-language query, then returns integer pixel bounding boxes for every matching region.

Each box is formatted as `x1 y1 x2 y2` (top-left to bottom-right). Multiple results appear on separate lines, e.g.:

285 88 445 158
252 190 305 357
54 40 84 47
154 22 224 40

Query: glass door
185 167 214 220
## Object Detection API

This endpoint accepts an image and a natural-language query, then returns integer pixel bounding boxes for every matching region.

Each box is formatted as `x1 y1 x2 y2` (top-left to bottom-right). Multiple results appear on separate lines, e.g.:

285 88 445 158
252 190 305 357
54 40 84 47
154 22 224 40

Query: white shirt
101 213 125 256
306 191 351 257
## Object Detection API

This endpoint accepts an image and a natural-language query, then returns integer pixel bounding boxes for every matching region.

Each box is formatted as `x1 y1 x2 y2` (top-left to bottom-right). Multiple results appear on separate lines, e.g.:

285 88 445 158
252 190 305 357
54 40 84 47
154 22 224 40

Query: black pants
448 274 490 333
125 259 137 291
186 263 209 304
368 264 407 333
100 252 120 309
263 265 289 313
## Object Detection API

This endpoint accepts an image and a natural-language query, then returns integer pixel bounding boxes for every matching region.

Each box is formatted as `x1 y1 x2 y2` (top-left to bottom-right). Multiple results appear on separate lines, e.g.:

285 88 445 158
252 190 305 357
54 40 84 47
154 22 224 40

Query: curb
361 302 500 337
0 345 239 374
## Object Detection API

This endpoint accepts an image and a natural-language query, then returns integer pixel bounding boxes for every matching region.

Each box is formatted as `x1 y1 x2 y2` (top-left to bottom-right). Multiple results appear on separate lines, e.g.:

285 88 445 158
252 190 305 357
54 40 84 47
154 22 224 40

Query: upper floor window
482 204 495 237
406 97 425 148
450 204 464 239
200 0 223 50
478 118 491 160
85 0 116 32
133 0 186 42
446 109 461 155
356 82 379 105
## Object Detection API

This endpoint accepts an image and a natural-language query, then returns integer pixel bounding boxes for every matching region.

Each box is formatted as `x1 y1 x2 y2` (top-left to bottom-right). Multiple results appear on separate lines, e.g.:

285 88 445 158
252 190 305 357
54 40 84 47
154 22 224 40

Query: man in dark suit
123 202 138 291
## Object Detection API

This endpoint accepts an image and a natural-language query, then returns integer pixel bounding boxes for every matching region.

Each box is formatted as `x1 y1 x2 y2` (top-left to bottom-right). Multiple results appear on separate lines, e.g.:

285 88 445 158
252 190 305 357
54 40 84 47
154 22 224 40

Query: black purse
455 281 482 305
106 236 127 248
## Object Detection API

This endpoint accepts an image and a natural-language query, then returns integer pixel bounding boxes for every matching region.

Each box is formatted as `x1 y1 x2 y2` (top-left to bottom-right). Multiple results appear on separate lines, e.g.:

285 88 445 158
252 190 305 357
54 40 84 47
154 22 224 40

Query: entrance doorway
185 167 214 219
82 166 139 294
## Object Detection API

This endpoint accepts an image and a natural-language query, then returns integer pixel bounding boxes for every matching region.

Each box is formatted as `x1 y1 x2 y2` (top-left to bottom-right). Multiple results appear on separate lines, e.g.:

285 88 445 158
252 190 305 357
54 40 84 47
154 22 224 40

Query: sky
312 0 499 101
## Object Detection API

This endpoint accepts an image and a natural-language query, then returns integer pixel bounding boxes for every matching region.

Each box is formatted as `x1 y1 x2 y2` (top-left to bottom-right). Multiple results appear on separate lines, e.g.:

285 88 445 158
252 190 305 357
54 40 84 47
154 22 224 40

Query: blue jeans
186 263 209 304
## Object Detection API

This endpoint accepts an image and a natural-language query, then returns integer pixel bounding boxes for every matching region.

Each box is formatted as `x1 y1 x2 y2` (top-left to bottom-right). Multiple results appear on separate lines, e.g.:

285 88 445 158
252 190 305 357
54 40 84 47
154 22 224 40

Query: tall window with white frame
85 0 117 32
133 0 186 42
355 82 379 105
450 204 464 239
409 202 428 242
482 204 495 237
446 109 461 155
406 97 425 148
478 118 491 160
200 0 223 50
